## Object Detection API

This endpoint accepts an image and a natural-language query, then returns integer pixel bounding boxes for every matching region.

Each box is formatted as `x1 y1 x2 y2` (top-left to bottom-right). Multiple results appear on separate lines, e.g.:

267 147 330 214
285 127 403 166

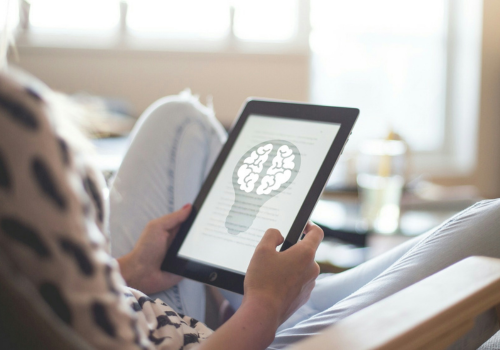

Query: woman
1 25 499 350
107 89 500 350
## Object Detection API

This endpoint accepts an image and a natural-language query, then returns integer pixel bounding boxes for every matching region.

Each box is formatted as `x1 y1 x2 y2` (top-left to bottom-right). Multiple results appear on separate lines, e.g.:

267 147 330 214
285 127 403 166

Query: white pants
109 93 500 350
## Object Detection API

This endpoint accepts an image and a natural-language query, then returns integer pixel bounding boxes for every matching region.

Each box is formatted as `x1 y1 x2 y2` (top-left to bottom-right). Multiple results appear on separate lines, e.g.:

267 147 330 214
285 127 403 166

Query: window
311 0 447 152
30 0 120 32
127 0 230 39
22 0 302 45
310 0 482 175
233 0 299 42
16 0 482 176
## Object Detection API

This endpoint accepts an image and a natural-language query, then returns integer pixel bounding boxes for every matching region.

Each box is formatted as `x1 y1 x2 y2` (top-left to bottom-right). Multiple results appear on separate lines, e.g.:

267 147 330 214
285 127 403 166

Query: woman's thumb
258 228 284 249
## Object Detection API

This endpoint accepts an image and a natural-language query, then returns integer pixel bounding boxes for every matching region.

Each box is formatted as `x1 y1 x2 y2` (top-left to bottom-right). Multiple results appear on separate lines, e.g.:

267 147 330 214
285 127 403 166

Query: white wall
474 0 500 197
13 47 309 126
11 0 500 197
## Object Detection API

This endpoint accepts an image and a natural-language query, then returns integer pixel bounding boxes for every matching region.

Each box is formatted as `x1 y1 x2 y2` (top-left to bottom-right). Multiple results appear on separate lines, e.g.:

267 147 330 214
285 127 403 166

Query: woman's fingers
118 205 193 294
244 224 323 327
156 203 192 230
300 222 324 250
303 220 313 233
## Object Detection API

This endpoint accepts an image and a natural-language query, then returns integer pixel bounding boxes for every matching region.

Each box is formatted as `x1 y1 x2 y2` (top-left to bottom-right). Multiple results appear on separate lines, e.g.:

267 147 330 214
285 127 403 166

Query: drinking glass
357 139 407 234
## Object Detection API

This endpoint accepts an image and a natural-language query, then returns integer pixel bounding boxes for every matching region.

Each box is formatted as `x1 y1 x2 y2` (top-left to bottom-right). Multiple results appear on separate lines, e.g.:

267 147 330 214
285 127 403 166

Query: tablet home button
209 272 218 282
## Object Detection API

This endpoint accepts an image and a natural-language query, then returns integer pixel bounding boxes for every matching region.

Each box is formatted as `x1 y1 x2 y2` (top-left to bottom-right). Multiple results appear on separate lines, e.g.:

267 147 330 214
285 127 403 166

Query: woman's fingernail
182 203 191 210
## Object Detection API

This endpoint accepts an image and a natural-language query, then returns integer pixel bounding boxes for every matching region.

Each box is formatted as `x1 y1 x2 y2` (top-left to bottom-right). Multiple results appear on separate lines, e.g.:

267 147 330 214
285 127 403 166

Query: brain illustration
257 145 295 195
236 142 299 196
226 140 301 235
237 143 273 193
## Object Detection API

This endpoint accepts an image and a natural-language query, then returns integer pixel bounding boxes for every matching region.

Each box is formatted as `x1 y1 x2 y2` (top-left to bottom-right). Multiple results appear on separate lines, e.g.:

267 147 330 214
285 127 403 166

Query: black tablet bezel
161 99 359 294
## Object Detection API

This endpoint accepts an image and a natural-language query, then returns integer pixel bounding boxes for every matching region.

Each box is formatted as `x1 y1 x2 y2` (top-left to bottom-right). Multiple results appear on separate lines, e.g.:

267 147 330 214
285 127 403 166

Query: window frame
17 0 311 54
309 0 482 178
15 0 482 178
408 0 482 177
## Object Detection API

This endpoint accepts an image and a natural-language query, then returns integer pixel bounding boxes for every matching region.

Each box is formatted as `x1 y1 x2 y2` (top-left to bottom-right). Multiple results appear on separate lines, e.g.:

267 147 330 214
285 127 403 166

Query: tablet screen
178 115 341 274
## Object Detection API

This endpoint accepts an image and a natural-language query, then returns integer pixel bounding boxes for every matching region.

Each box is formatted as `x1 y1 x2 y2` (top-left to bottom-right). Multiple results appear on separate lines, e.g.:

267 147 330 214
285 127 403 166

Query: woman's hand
244 222 323 326
117 204 192 294
198 222 323 350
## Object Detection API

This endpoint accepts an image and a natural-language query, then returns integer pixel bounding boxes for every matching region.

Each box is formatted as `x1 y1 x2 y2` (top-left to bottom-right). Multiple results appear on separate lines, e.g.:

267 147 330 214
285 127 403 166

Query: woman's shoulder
0 71 212 349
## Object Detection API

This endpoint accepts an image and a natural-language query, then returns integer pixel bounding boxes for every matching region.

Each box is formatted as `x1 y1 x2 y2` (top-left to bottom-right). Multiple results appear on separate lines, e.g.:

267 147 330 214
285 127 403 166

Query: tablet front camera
225 140 301 235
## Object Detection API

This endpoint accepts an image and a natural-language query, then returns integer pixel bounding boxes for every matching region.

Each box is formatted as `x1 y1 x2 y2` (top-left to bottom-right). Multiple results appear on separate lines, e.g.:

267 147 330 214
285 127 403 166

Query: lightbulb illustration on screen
225 140 301 235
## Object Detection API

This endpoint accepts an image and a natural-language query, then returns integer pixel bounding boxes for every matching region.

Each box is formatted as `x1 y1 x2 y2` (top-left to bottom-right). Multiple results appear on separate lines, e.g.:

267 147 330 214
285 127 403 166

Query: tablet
161 99 359 294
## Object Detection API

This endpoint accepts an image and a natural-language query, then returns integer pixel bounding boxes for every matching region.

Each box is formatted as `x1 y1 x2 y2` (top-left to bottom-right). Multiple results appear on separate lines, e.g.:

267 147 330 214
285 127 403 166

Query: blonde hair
0 0 18 71
0 0 94 153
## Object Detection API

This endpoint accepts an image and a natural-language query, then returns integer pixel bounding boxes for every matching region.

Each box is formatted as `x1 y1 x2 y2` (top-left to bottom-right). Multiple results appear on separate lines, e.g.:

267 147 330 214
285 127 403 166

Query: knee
135 91 218 135
449 199 500 239
470 199 500 218
473 199 500 230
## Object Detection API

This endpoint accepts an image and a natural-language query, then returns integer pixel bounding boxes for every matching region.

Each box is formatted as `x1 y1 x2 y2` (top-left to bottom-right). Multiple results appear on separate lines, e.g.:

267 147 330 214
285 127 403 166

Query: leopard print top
0 72 212 349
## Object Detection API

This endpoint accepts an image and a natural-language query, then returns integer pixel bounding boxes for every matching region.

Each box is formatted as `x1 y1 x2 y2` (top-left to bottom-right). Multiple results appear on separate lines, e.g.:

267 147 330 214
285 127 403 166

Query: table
312 191 478 272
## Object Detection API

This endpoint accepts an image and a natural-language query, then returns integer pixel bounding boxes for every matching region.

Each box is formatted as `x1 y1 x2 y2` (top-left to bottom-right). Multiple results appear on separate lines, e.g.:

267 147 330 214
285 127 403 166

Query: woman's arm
198 223 323 350
117 204 191 294
118 205 323 350
199 297 281 350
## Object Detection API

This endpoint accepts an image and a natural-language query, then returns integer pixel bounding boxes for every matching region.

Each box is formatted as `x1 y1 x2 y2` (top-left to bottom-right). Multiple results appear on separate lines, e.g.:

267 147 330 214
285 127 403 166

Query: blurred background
4 0 500 268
